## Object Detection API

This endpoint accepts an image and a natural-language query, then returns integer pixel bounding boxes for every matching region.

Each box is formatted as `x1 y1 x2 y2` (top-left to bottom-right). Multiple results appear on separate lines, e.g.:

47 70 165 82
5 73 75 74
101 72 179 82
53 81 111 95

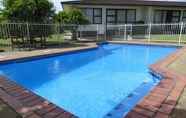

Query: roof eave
61 1 186 7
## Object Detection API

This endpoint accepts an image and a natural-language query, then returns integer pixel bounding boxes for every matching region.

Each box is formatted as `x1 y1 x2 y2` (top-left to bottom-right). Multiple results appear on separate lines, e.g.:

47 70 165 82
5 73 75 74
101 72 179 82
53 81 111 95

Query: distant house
61 0 186 25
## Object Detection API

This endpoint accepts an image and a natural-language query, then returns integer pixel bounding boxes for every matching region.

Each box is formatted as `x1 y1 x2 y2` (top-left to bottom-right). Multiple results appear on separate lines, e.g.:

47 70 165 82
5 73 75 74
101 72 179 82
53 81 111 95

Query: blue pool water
0 44 177 118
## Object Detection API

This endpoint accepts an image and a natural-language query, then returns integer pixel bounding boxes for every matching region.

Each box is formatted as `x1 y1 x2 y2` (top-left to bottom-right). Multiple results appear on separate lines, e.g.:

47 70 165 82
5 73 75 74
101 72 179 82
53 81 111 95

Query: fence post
76 24 78 41
79 25 82 40
124 24 127 40
148 23 152 42
179 22 183 45
118 26 120 36
57 24 61 46
105 24 107 41
96 24 99 41
130 24 133 40
26 22 31 50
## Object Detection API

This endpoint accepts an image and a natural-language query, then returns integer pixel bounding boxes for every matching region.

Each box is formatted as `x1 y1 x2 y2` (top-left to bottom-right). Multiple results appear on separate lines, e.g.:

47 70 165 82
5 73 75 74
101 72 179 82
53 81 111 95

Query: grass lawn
0 34 66 51
47 34 65 43
0 39 11 51
150 34 186 43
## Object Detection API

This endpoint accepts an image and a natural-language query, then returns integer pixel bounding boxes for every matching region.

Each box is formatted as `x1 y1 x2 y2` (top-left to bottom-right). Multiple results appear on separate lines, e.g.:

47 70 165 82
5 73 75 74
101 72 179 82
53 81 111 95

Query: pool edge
0 43 98 64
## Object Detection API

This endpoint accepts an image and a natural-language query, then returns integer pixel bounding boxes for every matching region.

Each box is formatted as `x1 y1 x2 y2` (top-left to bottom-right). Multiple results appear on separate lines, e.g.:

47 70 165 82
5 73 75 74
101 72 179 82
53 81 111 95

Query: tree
2 0 55 23
54 9 89 24
54 9 89 40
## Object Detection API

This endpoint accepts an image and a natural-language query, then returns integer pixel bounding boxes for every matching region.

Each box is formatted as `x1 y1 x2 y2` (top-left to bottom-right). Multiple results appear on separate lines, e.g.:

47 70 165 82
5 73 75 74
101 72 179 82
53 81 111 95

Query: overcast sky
51 0 78 13
50 0 63 12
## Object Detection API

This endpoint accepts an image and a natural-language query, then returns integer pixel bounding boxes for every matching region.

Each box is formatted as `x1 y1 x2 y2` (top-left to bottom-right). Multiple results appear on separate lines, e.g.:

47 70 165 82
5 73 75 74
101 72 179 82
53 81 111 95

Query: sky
50 0 63 12
51 0 78 13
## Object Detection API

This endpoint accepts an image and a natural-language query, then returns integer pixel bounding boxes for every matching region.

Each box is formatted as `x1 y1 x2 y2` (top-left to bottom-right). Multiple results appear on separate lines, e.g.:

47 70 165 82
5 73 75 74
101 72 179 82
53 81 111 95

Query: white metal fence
0 23 185 51
106 23 186 45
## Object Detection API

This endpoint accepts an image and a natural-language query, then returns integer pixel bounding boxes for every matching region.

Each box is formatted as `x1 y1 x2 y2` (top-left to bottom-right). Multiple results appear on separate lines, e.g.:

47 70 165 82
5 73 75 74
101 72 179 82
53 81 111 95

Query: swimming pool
0 44 177 118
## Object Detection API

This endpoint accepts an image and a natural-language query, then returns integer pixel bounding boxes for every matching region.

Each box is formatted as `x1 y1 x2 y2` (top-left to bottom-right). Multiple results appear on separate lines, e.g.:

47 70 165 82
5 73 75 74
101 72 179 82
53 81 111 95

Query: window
154 10 167 23
82 8 93 23
93 9 102 24
154 10 181 23
117 10 126 23
182 11 186 22
171 11 180 23
106 9 136 24
82 8 102 24
107 10 116 24
127 10 136 23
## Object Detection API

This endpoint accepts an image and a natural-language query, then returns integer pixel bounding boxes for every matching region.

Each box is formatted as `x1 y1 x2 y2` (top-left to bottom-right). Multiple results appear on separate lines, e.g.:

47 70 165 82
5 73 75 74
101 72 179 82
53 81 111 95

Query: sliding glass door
106 9 136 24
154 10 181 23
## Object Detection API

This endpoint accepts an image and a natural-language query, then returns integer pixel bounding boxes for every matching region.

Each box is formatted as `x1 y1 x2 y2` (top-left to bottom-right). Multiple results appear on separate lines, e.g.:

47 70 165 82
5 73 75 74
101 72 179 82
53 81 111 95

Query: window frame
82 8 102 24
106 9 136 24
182 10 186 22
106 9 117 24
171 10 181 23
126 9 136 24
154 10 181 23
154 10 166 23
93 8 102 24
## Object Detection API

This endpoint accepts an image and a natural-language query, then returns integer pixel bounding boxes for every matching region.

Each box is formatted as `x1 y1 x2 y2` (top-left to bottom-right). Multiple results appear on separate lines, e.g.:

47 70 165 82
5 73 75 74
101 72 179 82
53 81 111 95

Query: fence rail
0 23 186 51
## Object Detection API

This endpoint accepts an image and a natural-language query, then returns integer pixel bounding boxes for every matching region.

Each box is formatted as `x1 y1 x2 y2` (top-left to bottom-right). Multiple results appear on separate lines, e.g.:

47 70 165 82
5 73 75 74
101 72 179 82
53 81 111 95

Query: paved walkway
0 99 21 118
171 88 186 118
0 42 97 62
168 53 186 76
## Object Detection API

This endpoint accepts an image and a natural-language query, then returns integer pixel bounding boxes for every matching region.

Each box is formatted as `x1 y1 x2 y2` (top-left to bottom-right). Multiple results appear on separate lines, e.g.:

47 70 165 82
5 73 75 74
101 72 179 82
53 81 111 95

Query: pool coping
0 42 185 118
0 43 98 64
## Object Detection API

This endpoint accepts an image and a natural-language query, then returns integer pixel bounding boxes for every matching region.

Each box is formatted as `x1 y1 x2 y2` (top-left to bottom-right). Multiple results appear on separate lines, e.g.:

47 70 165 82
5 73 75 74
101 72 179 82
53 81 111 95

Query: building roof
61 0 186 7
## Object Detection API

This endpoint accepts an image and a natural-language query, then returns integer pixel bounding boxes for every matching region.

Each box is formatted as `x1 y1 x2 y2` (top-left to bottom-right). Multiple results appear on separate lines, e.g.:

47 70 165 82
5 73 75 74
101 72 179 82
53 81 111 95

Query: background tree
54 9 89 40
2 0 55 23
54 9 89 24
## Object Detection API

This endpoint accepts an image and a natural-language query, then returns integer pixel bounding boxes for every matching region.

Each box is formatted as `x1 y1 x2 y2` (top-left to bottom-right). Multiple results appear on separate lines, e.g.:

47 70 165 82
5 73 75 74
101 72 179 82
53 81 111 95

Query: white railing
106 23 186 45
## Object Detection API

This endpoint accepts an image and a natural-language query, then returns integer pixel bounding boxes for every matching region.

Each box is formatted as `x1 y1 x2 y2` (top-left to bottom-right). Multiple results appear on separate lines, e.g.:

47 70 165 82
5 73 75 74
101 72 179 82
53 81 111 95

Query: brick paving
0 42 186 118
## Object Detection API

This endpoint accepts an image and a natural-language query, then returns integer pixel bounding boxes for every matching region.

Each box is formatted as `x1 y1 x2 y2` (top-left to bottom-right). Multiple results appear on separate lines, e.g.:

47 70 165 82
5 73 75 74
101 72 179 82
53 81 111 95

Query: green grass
47 34 65 43
150 34 186 43
0 39 11 51
0 34 66 51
